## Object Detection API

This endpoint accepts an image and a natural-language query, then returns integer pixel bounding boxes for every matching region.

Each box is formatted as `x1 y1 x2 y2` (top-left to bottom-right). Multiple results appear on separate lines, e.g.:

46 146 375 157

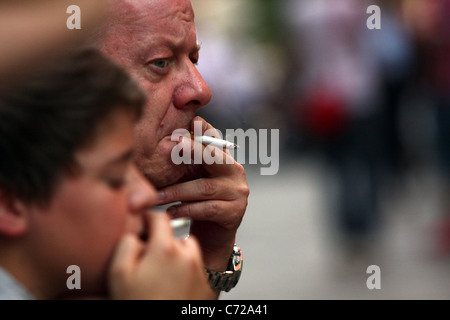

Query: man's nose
173 58 212 110
128 165 158 214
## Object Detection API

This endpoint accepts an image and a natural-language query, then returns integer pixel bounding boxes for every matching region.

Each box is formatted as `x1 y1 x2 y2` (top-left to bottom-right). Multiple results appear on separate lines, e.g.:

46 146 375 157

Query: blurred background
192 0 450 299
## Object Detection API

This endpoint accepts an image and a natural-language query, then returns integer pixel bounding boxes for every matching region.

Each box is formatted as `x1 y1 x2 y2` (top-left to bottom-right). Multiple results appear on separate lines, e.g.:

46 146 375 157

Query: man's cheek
150 142 189 187
134 129 159 159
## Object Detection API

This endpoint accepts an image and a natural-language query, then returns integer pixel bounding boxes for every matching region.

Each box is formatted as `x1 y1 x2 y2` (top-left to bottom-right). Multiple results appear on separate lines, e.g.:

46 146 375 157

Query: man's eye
151 59 169 69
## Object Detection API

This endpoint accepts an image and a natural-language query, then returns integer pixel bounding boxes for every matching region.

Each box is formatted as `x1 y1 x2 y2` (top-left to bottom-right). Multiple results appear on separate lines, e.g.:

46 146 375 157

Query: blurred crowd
193 0 450 256
0 0 448 300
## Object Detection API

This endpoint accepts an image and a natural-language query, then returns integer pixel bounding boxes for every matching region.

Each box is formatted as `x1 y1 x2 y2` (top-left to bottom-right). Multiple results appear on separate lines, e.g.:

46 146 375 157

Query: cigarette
170 217 190 231
190 133 239 150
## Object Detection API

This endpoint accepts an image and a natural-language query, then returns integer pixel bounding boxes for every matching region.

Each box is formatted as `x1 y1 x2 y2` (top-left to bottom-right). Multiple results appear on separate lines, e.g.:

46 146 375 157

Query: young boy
0 48 212 300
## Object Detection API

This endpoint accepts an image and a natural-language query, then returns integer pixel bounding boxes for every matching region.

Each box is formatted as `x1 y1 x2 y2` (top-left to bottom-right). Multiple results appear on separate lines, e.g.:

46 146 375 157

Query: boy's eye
106 178 125 190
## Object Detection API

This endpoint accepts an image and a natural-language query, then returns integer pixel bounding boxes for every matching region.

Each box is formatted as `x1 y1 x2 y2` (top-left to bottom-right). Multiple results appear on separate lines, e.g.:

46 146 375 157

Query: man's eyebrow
140 40 201 62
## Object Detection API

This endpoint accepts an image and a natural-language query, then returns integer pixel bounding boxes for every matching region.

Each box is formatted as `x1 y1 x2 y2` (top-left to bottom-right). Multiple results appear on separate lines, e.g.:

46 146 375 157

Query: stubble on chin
135 150 187 189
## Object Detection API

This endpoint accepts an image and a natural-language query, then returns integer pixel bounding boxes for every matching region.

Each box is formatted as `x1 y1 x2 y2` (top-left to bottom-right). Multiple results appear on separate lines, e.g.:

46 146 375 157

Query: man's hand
157 116 249 274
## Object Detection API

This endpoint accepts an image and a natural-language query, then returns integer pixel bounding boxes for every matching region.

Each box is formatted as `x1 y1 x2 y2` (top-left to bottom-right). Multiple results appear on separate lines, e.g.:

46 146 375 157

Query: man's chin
146 163 188 189
138 134 207 188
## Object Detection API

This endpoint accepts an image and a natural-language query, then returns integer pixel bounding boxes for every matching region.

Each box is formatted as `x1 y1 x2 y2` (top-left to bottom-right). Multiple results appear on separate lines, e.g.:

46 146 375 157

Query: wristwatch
206 244 243 292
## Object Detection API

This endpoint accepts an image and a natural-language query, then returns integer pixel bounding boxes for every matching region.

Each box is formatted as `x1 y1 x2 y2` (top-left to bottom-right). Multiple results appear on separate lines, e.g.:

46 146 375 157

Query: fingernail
157 191 165 203
167 206 177 217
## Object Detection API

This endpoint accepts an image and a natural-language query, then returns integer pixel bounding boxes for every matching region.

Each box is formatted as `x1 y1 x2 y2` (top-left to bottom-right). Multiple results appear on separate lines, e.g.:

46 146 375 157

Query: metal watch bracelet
206 244 243 292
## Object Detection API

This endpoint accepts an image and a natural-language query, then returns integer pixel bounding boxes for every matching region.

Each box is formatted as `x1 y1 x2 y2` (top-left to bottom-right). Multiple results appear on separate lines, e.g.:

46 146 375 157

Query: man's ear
0 191 28 237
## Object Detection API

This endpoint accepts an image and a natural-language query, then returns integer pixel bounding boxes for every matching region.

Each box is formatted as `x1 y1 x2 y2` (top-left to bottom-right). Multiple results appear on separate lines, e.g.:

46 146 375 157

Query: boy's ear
0 191 28 238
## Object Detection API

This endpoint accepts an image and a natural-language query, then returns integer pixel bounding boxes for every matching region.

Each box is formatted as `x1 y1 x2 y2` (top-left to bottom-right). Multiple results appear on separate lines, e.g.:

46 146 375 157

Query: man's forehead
100 0 198 61
112 0 195 23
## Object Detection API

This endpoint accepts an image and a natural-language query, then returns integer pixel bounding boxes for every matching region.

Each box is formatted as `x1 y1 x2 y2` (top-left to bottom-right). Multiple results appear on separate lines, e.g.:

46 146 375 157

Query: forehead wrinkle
124 0 195 26
101 0 198 66
111 0 195 42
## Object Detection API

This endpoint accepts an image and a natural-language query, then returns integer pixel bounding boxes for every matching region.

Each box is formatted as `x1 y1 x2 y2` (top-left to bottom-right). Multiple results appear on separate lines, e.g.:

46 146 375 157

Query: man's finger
166 200 239 226
191 116 233 157
177 133 238 177
157 177 237 205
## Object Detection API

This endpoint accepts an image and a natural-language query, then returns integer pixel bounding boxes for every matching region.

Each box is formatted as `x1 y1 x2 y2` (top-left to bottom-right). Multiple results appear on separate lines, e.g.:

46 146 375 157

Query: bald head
118 0 195 20
95 0 195 41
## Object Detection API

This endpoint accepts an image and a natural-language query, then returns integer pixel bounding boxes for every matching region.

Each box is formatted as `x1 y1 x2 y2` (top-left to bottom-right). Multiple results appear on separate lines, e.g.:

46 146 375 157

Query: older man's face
99 0 212 188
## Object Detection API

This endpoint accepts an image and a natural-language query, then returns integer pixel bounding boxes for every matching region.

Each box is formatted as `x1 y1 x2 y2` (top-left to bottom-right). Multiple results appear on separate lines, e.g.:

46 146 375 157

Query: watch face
232 247 243 272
